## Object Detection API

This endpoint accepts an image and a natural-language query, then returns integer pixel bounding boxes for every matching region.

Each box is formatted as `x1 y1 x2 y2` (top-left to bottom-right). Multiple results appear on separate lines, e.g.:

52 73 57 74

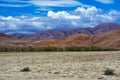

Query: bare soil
0 51 120 80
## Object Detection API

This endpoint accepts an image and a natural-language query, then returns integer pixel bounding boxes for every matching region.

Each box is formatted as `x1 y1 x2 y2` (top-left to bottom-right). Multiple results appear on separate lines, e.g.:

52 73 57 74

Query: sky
0 0 120 34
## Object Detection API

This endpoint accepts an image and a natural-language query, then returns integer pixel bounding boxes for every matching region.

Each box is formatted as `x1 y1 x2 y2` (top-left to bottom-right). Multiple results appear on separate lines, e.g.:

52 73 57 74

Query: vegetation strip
0 46 119 52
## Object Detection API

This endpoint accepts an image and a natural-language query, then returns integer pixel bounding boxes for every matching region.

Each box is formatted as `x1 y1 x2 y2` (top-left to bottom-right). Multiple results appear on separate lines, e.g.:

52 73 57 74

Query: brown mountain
34 28 120 48
0 33 34 47
92 23 120 34
1 23 120 48
10 23 120 40
10 33 33 40
79 29 120 48
1 28 120 48
34 34 90 46
0 33 16 41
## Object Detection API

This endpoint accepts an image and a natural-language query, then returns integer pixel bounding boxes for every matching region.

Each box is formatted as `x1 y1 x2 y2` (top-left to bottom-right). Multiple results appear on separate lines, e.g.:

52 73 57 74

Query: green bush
20 67 30 72
104 69 114 75
0 46 119 52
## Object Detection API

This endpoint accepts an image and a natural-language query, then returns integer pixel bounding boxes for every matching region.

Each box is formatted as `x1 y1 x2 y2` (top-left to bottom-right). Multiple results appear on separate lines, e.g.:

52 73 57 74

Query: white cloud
74 7 120 23
0 6 120 34
95 0 114 4
31 22 43 27
0 16 20 21
0 0 90 7
36 8 52 11
0 0 30 7
0 22 5 27
75 7 99 15
0 0 27 3
109 10 120 15
29 0 90 7
48 11 80 19
0 4 30 7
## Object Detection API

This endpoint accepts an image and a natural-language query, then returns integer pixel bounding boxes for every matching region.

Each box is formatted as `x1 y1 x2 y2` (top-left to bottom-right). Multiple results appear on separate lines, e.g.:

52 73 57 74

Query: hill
0 33 16 41
34 29 120 48
34 34 90 46
0 33 34 47
10 23 120 40
1 23 120 48
79 29 120 48
10 33 33 40
92 23 120 34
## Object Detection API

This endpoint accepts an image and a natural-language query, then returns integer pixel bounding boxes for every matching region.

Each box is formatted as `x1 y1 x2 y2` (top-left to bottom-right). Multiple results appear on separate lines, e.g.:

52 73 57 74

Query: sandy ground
0 51 120 80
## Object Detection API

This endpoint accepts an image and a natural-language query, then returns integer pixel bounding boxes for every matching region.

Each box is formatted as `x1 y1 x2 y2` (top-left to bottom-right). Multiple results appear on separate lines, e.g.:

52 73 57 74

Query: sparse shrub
20 67 30 72
104 69 114 75
0 46 119 52
54 71 60 74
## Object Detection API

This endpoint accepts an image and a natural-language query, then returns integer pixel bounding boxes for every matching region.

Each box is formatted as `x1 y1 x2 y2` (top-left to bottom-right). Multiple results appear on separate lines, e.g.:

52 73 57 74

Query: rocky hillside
79 29 120 48
10 23 120 40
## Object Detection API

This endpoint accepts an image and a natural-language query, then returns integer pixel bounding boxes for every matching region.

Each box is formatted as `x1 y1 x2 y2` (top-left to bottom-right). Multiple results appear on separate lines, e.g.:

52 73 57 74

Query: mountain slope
0 33 17 41
79 29 120 48
29 23 120 40
30 28 92 40
10 23 120 40
34 34 90 46
10 33 33 40
0 33 34 47
1 28 120 48
92 23 120 34
35 28 120 48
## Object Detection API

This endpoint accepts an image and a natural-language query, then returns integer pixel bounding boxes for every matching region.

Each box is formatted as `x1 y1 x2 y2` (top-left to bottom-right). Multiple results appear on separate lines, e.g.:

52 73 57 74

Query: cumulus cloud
0 16 20 21
75 7 99 15
0 6 120 34
95 0 114 4
48 11 80 19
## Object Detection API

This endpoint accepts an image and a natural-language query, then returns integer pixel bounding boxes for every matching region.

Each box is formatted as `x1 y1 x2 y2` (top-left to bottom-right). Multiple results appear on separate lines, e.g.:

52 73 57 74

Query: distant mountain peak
93 22 120 34
0 32 11 38
94 23 120 28
10 22 120 40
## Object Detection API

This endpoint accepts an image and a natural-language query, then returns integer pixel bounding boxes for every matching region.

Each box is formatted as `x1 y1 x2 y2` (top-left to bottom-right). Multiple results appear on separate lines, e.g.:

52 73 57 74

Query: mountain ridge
34 29 120 48
78 28 120 48
9 23 120 40
0 25 120 48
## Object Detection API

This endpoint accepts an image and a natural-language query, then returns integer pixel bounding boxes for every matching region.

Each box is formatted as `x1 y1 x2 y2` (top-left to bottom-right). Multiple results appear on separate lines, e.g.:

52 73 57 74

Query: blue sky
0 0 120 34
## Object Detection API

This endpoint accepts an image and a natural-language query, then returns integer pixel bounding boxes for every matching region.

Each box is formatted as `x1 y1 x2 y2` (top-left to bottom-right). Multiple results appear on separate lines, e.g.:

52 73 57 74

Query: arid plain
0 51 120 80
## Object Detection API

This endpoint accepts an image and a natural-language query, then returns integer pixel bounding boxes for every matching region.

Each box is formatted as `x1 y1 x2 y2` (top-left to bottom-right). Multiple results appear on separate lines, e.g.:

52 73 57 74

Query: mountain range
34 29 120 48
79 28 120 48
10 23 120 40
0 22 120 48
0 33 33 47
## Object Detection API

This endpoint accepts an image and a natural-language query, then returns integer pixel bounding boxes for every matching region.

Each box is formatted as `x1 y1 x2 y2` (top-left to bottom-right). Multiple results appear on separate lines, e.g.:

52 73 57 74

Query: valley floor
0 51 120 80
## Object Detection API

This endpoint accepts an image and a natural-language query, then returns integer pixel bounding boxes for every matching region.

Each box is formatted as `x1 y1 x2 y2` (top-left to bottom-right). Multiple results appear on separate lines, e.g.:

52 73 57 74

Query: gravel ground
0 51 120 80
